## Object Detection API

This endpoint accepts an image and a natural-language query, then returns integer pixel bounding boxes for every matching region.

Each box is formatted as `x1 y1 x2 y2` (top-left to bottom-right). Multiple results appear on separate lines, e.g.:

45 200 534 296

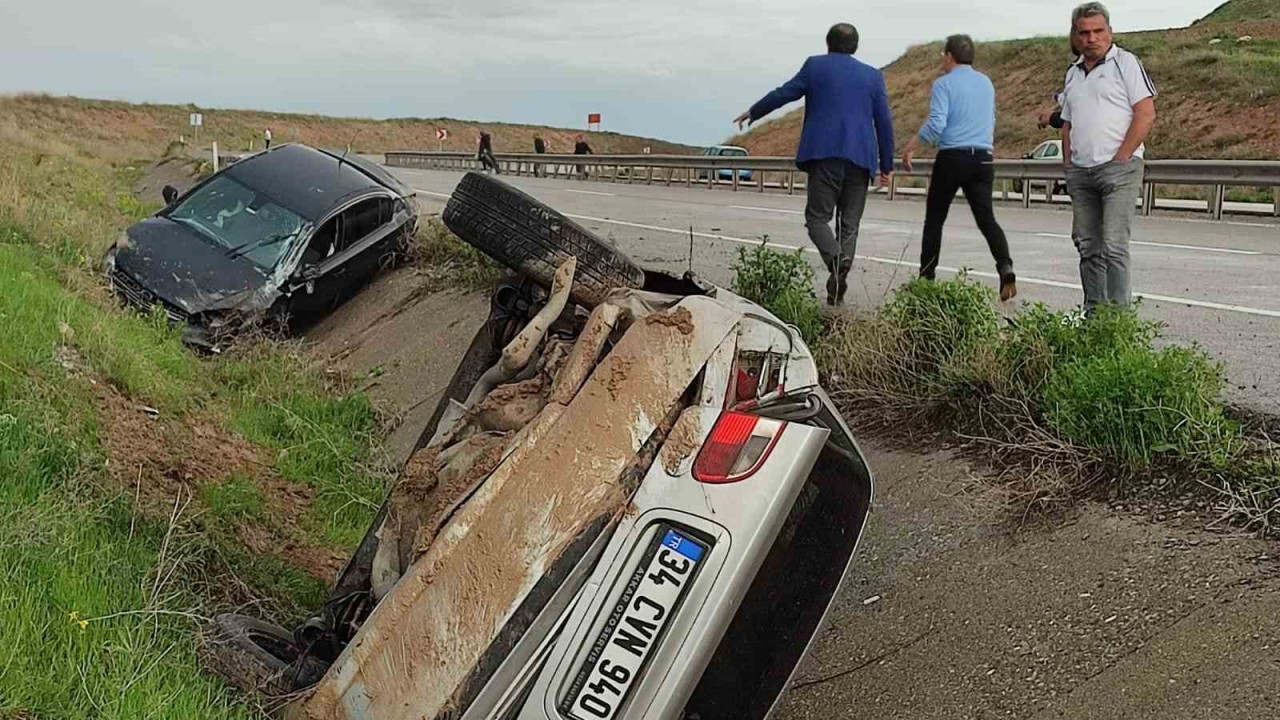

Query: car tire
1013 180 1025 194
201 614 330 697
442 172 645 307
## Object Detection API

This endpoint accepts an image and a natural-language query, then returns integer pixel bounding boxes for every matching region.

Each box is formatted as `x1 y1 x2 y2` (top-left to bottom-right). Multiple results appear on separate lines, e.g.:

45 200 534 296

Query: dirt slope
0 94 695 165
731 0 1280 159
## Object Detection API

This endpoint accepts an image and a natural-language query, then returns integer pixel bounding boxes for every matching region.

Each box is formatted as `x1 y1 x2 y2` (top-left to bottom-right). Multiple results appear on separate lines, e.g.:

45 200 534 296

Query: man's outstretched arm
734 60 811 129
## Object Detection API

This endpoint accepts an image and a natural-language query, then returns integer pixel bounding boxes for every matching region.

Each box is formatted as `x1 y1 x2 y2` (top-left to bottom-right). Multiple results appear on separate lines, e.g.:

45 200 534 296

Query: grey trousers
1064 159 1144 310
804 159 870 270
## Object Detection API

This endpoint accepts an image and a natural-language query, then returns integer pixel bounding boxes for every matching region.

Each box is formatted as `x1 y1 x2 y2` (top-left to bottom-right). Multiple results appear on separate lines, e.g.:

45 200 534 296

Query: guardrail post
758 170 765 193
1022 180 1032 209
1142 183 1155 216
888 174 897 201
787 171 795 196
646 167 653 185
1274 187 1279 217
706 167 714 190
1001 179 1009 201
1211 184 1225 220
1044 183 1053 204
732 169 739 192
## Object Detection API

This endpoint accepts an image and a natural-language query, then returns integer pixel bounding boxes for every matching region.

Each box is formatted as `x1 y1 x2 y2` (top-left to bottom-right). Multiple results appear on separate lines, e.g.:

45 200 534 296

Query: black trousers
920 148 1013 280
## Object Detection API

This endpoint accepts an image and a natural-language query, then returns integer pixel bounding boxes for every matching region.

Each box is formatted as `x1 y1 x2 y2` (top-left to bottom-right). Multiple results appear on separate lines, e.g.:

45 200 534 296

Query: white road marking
415 188 1280 318
731 205 804 215
564 189 617 197
1035 232 1259 255
561 212 1280 319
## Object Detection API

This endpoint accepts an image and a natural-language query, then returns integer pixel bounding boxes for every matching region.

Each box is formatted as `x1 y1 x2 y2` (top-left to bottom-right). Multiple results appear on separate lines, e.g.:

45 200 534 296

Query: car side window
1032 143 1049 159
301 218 339 268
1044 143 1060 158
340 197 390 251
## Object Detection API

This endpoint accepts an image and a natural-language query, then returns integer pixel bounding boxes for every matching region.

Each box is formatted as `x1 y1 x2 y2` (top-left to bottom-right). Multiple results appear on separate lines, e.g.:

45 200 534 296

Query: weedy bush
731 239 824 343
821 274 1278 527
407 216 503 291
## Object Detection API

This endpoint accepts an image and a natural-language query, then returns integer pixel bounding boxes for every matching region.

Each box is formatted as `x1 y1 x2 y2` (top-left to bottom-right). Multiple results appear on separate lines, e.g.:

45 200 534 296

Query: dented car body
205 173 873 720
103 144 418 350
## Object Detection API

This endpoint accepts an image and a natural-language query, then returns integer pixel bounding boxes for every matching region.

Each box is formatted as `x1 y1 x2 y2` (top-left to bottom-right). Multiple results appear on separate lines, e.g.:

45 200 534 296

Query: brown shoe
999 274 1018 302
826 272 838 306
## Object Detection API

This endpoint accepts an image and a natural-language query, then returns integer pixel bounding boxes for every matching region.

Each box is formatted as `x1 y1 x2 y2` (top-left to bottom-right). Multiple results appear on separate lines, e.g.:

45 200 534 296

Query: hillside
731 0 1280 160
0 94 695 163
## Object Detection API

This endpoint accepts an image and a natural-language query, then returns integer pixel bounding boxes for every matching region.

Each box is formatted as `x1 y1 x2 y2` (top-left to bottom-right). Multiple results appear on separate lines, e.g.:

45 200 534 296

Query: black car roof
224 144 409 222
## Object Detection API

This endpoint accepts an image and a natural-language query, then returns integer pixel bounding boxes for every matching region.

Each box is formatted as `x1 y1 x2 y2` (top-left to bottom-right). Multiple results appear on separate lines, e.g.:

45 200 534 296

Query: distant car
1015 140 1068 197
698 145 753 182
102 144 418 351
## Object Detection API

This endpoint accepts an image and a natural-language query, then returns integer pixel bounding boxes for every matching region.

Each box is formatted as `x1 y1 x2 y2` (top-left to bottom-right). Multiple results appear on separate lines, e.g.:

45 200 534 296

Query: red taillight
692 412 785 484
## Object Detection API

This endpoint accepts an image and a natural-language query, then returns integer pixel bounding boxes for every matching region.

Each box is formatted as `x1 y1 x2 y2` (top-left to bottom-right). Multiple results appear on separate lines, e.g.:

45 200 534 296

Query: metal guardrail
385 151 1280 220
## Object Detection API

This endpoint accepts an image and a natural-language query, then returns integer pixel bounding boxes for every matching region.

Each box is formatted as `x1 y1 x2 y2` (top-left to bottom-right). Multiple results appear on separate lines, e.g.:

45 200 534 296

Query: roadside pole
212 142 219 174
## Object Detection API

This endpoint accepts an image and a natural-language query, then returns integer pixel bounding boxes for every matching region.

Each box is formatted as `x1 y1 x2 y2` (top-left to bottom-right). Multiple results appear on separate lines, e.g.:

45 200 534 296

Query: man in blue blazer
735 23 895 306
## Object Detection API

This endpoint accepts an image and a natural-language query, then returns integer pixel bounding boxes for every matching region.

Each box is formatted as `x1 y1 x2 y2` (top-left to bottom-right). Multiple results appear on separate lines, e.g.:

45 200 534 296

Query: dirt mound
95 382 344 580
133 156 202 206
0 94 696 166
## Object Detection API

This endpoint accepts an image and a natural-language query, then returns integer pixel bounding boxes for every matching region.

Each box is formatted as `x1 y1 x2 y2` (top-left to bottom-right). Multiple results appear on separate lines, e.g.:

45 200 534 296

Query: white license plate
562 527 708 720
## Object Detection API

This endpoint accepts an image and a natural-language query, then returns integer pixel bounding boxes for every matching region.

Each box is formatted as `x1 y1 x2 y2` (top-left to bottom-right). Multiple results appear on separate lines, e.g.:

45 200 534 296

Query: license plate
562 527 708 720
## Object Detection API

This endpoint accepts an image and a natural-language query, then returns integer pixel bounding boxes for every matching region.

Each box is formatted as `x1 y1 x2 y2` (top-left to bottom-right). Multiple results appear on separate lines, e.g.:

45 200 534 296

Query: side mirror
162 185 180 205
299 264 321 281
1022 153 1034 160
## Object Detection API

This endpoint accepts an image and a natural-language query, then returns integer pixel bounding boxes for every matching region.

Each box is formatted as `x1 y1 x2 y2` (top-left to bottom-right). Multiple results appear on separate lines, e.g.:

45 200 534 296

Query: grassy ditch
0 123 391 716
732 243 1280 531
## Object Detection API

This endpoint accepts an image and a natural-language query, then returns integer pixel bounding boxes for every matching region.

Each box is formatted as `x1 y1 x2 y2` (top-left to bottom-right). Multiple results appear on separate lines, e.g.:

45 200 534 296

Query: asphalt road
385 166 1280 414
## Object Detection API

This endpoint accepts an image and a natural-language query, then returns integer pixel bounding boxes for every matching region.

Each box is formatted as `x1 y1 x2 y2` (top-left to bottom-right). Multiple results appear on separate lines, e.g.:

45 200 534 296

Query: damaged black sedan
104 144 418 350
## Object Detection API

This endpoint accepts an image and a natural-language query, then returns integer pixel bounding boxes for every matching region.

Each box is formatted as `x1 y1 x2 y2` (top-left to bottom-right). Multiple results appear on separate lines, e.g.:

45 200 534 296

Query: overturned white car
206 172 874 720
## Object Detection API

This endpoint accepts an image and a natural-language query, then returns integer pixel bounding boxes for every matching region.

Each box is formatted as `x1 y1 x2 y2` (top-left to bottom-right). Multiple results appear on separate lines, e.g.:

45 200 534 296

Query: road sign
587 113 601 125
436 128 448 141
189 112 203 127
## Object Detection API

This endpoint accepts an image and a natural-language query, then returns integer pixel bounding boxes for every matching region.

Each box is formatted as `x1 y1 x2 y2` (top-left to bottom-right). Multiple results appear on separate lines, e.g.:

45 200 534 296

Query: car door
285 215 347 320
338 195 399 286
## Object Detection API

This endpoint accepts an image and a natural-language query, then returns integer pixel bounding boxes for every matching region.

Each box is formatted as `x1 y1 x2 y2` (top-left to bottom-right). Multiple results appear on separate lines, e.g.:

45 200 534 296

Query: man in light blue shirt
903 34 1016 301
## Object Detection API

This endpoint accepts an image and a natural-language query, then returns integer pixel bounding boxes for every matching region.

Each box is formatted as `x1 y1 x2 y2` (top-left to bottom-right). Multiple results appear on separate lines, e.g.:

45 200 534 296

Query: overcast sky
1 0 1222 145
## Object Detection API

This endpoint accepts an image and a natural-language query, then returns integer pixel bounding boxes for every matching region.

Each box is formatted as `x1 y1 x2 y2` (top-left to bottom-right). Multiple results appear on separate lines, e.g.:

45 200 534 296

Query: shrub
1043 344 1241 467
731 240 824 343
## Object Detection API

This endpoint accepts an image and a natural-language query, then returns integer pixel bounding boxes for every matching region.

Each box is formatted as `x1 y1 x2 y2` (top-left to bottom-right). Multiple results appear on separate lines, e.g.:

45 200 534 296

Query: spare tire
202 614 330 697
443 172 644 307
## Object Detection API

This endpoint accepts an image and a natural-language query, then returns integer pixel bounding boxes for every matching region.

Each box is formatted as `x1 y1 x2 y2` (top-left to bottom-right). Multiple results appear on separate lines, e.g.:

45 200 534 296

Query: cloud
0 0 1224 145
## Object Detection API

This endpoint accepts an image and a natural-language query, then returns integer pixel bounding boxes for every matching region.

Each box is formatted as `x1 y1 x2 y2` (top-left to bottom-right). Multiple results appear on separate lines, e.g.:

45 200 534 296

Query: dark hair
826 23 859 54
945 34 976 64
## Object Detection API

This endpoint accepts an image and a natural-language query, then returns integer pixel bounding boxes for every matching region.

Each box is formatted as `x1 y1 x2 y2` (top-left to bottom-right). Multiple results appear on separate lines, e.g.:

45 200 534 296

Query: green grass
200 475 265 521
229 390 384 548
730 240 824 343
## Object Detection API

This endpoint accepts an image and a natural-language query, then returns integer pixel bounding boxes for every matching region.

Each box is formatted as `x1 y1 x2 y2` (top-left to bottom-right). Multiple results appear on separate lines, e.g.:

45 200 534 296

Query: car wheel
1013 180 1025 194
201 614 330 697
442 172 644 307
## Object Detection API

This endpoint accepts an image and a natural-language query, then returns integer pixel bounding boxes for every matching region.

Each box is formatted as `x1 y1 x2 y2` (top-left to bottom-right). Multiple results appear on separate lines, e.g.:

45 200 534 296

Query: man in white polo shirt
1060 2 1156 311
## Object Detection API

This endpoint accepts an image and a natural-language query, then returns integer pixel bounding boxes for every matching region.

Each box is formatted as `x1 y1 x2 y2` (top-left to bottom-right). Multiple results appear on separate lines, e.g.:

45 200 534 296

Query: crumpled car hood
114 217 272 314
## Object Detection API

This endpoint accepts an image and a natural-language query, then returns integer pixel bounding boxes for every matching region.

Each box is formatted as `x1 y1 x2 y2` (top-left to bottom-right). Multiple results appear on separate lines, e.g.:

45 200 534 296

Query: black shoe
826 272 838 306
999 272 1018 302
838 259 853 303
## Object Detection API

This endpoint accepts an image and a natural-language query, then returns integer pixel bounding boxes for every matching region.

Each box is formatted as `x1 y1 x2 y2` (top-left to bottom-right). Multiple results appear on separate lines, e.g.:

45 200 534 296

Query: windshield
721 148 748 157
167 175 305 270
